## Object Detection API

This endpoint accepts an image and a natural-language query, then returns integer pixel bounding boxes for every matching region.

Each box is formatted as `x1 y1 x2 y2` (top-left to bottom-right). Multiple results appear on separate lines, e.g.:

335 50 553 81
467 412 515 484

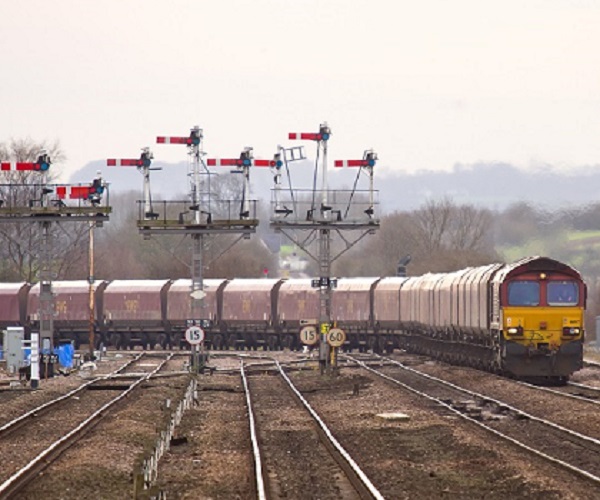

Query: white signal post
148 125 260 356
157 127 204 224
107 148 155 219
157 127 209 356
185 326 205 374
207 147 274 220
288 124 334 374
334 149 378 219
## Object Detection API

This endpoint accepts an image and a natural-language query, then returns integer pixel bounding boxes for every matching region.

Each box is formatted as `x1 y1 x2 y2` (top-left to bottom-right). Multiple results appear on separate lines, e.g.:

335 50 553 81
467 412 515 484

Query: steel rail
379 356 600 448
346 355 600 486
568 381 600 392
0 354 173 499
273 359 385 500
240 361 267 500
0 353 145 437
514 380 600 406
113 352 145 373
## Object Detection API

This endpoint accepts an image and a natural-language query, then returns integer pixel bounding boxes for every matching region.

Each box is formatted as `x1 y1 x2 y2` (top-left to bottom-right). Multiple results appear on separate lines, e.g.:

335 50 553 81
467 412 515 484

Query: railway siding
245 368 365 499
288 366 593 499
5 354 190 499
397 355 600 439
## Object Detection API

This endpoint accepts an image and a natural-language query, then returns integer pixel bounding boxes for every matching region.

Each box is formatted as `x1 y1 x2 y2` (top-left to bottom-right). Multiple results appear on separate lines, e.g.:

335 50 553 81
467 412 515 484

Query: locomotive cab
492 257 585 381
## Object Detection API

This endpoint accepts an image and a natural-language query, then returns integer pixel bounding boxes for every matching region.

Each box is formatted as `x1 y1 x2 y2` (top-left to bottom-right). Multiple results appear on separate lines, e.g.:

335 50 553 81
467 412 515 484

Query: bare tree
335 199 498 277
93 185 276 280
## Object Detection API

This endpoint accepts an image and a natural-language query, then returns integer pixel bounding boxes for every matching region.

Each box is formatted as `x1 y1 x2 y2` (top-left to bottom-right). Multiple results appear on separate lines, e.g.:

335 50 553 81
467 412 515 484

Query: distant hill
70 160 600 213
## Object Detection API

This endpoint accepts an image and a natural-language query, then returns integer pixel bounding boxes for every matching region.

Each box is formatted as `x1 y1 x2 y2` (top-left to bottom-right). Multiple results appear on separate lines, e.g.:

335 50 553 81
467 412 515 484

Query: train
0 256 586 381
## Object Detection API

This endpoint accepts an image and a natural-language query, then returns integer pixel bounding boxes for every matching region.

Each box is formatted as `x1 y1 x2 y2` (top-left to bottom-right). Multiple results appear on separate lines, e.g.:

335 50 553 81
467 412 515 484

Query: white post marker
299 325 318 346
30 333 40 389
326 328 346 347
185 326 205 345
185 326 205 374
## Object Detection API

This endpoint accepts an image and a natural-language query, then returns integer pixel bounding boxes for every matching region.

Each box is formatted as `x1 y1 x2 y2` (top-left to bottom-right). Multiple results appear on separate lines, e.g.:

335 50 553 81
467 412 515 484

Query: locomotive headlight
507 326 523 336
562 327 580 336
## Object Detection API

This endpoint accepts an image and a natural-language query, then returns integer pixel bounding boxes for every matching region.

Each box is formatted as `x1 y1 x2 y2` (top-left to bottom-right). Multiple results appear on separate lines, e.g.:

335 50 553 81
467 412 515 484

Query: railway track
584 358 600 369
0 353 143 432
346 354 600 488
0 353 172 499
241 358 384 500
515 379 600 405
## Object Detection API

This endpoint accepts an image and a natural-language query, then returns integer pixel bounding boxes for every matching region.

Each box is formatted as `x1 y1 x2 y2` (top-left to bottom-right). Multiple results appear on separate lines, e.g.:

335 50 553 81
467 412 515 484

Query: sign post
185 326 205 373
326 328 346 371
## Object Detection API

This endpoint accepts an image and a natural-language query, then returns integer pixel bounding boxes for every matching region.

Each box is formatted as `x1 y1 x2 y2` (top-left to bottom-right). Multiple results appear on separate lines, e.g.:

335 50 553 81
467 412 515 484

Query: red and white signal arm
185 326 205 345
299 325 318 346
326 328 346 347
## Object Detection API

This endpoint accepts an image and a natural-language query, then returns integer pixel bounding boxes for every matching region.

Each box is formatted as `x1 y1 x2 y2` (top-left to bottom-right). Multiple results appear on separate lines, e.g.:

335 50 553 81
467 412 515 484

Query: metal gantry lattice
112 127 262 366
0 154 111 351
270 123 380 373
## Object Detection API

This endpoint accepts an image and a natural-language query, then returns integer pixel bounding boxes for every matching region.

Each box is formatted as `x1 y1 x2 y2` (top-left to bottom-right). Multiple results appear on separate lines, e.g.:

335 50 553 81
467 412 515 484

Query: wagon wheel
212 333 223 350
157 333 168 350
267 335 279 351
170 332 182 350
110 333 122 350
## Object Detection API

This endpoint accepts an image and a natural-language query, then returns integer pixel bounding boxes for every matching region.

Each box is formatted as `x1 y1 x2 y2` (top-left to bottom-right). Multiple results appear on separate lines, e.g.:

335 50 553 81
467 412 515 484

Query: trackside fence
133 377 198 499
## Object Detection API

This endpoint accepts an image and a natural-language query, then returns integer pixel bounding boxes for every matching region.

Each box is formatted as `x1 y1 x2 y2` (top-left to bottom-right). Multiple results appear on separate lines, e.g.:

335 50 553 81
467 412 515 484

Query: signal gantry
0 151 111 353
111 127 262 368
270 123 380 373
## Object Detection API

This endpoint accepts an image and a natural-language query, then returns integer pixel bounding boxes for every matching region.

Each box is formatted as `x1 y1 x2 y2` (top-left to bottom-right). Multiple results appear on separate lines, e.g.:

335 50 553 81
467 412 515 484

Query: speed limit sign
185 326 205 345
299 325 318 345
326 328 346 347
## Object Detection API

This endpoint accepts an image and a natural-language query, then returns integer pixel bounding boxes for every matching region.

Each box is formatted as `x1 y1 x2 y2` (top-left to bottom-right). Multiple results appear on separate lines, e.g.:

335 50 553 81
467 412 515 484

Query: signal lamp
36 153 51 171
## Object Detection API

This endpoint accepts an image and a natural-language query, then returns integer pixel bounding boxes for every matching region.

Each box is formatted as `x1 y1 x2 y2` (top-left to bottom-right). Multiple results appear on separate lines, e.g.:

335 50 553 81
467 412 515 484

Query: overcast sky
2 0 600 182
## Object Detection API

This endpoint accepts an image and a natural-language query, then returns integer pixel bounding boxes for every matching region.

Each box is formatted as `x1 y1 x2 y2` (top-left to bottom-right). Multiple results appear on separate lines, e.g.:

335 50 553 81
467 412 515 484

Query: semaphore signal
206 147 267 219
157 127 202 146
107 147 156 218
1 151 51 172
